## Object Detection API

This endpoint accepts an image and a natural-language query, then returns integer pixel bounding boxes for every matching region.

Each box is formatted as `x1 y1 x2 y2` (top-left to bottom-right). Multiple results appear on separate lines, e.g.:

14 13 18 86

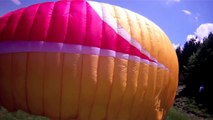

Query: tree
184 33 213 112
181 39 201 68
177 38 201 85
175 46 184 84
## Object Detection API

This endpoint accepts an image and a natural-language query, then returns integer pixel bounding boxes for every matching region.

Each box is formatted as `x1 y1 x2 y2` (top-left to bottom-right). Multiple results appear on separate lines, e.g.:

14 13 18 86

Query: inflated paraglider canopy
0 0 178 120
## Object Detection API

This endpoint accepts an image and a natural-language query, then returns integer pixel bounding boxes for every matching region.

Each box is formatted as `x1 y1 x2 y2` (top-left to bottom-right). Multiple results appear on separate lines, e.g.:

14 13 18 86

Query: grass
165 107 190 120
0 106 48 120
174 97 213 119
165 107 208 120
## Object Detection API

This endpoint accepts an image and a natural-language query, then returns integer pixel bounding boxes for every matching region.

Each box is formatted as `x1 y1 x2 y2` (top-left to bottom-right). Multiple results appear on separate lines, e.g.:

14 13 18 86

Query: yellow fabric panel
149 68 166 120
11 53 28 112
113 7 130 34
126 10 142 45
79 54 99 120
137 15 153 53
160 71 170 111
154 68 165 98
27 53 44 115
0 54 14 111
162 73 171 111
129 63 149 120
167 73 178 108
89 56 114 120
143 19 159 59
139 65 158 120
106 58 128 120
117 60 140 120
106 6 179 118
100 3 116 21
43 52 63 119
102 4 178 80
60 53 82 119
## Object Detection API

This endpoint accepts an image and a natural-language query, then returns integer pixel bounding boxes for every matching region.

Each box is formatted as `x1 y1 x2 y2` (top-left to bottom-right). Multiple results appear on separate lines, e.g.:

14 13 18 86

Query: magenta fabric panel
84 2 102 48
13 4 39 41
116 35 155 62
64 1 87 45
101 19 117 51
46 1 70 42
0 1 155 63
0 15 11 41
0 8 24 41
29 2 55 41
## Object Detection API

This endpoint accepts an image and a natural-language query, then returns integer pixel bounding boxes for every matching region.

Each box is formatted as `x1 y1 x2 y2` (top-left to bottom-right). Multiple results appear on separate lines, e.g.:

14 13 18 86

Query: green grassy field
165 107 202 120
165 108 190 120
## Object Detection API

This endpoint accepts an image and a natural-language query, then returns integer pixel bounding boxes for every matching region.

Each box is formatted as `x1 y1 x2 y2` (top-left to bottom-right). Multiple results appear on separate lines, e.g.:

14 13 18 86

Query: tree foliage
176 33 213 112
177 38 201 84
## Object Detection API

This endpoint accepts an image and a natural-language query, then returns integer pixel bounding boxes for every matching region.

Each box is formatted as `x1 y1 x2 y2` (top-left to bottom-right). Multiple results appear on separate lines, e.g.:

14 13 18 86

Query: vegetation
166 107 192 120
0 106 48 120
175 32 213 119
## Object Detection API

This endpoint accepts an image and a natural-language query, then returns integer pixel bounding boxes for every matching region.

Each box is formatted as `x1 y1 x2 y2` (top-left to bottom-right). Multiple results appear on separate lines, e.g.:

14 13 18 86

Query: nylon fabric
0 1 178 120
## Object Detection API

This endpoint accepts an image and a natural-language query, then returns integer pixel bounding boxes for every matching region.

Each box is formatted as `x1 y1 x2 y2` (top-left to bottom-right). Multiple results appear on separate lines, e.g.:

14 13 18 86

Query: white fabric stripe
87 0 103 21
87 1 159 63
0 41 167 70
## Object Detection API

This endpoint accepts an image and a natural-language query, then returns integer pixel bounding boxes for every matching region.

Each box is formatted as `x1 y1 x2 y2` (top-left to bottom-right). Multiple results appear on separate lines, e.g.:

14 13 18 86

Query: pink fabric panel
64 1 87 45
46 1 70 42
13 4 39 41
0 1 155 63
0 8 24 40
101 22 117 51
29 2 55 41
0 14 11 41
84 3 102 48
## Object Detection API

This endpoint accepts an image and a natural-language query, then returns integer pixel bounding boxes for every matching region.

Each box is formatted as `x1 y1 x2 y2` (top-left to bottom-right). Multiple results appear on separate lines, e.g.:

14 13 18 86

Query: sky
0 0 213 49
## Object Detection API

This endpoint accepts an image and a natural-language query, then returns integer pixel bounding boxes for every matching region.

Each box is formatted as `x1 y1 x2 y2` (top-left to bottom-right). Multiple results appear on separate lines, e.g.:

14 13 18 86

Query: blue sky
0 0 213 48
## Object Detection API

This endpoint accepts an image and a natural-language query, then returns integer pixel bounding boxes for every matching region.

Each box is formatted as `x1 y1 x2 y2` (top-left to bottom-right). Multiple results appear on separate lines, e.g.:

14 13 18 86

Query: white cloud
173 43 179 49
182 10 191 15
168 0 181 3
173 43 183 50
186 23 213 43
11 0 21 5
186 34 198 42
173 0 181 2
195 23 213 42
166 0 181 5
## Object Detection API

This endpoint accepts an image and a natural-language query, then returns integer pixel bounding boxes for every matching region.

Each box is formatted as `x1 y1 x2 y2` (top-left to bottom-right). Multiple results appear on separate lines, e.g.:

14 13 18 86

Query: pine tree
184 33 213 112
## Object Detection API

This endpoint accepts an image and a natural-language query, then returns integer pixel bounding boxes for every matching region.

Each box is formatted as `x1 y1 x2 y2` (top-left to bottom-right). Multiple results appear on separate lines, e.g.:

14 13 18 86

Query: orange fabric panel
104 4 178 78
60 53 82 119
129 63 149 120
78 54 99 120
89 56 114 120
138 65 158 120
0 54 14 111
106 59 128 120
43 53 63 119
11 53 28 112
116 60 140 120
27 53 44 115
